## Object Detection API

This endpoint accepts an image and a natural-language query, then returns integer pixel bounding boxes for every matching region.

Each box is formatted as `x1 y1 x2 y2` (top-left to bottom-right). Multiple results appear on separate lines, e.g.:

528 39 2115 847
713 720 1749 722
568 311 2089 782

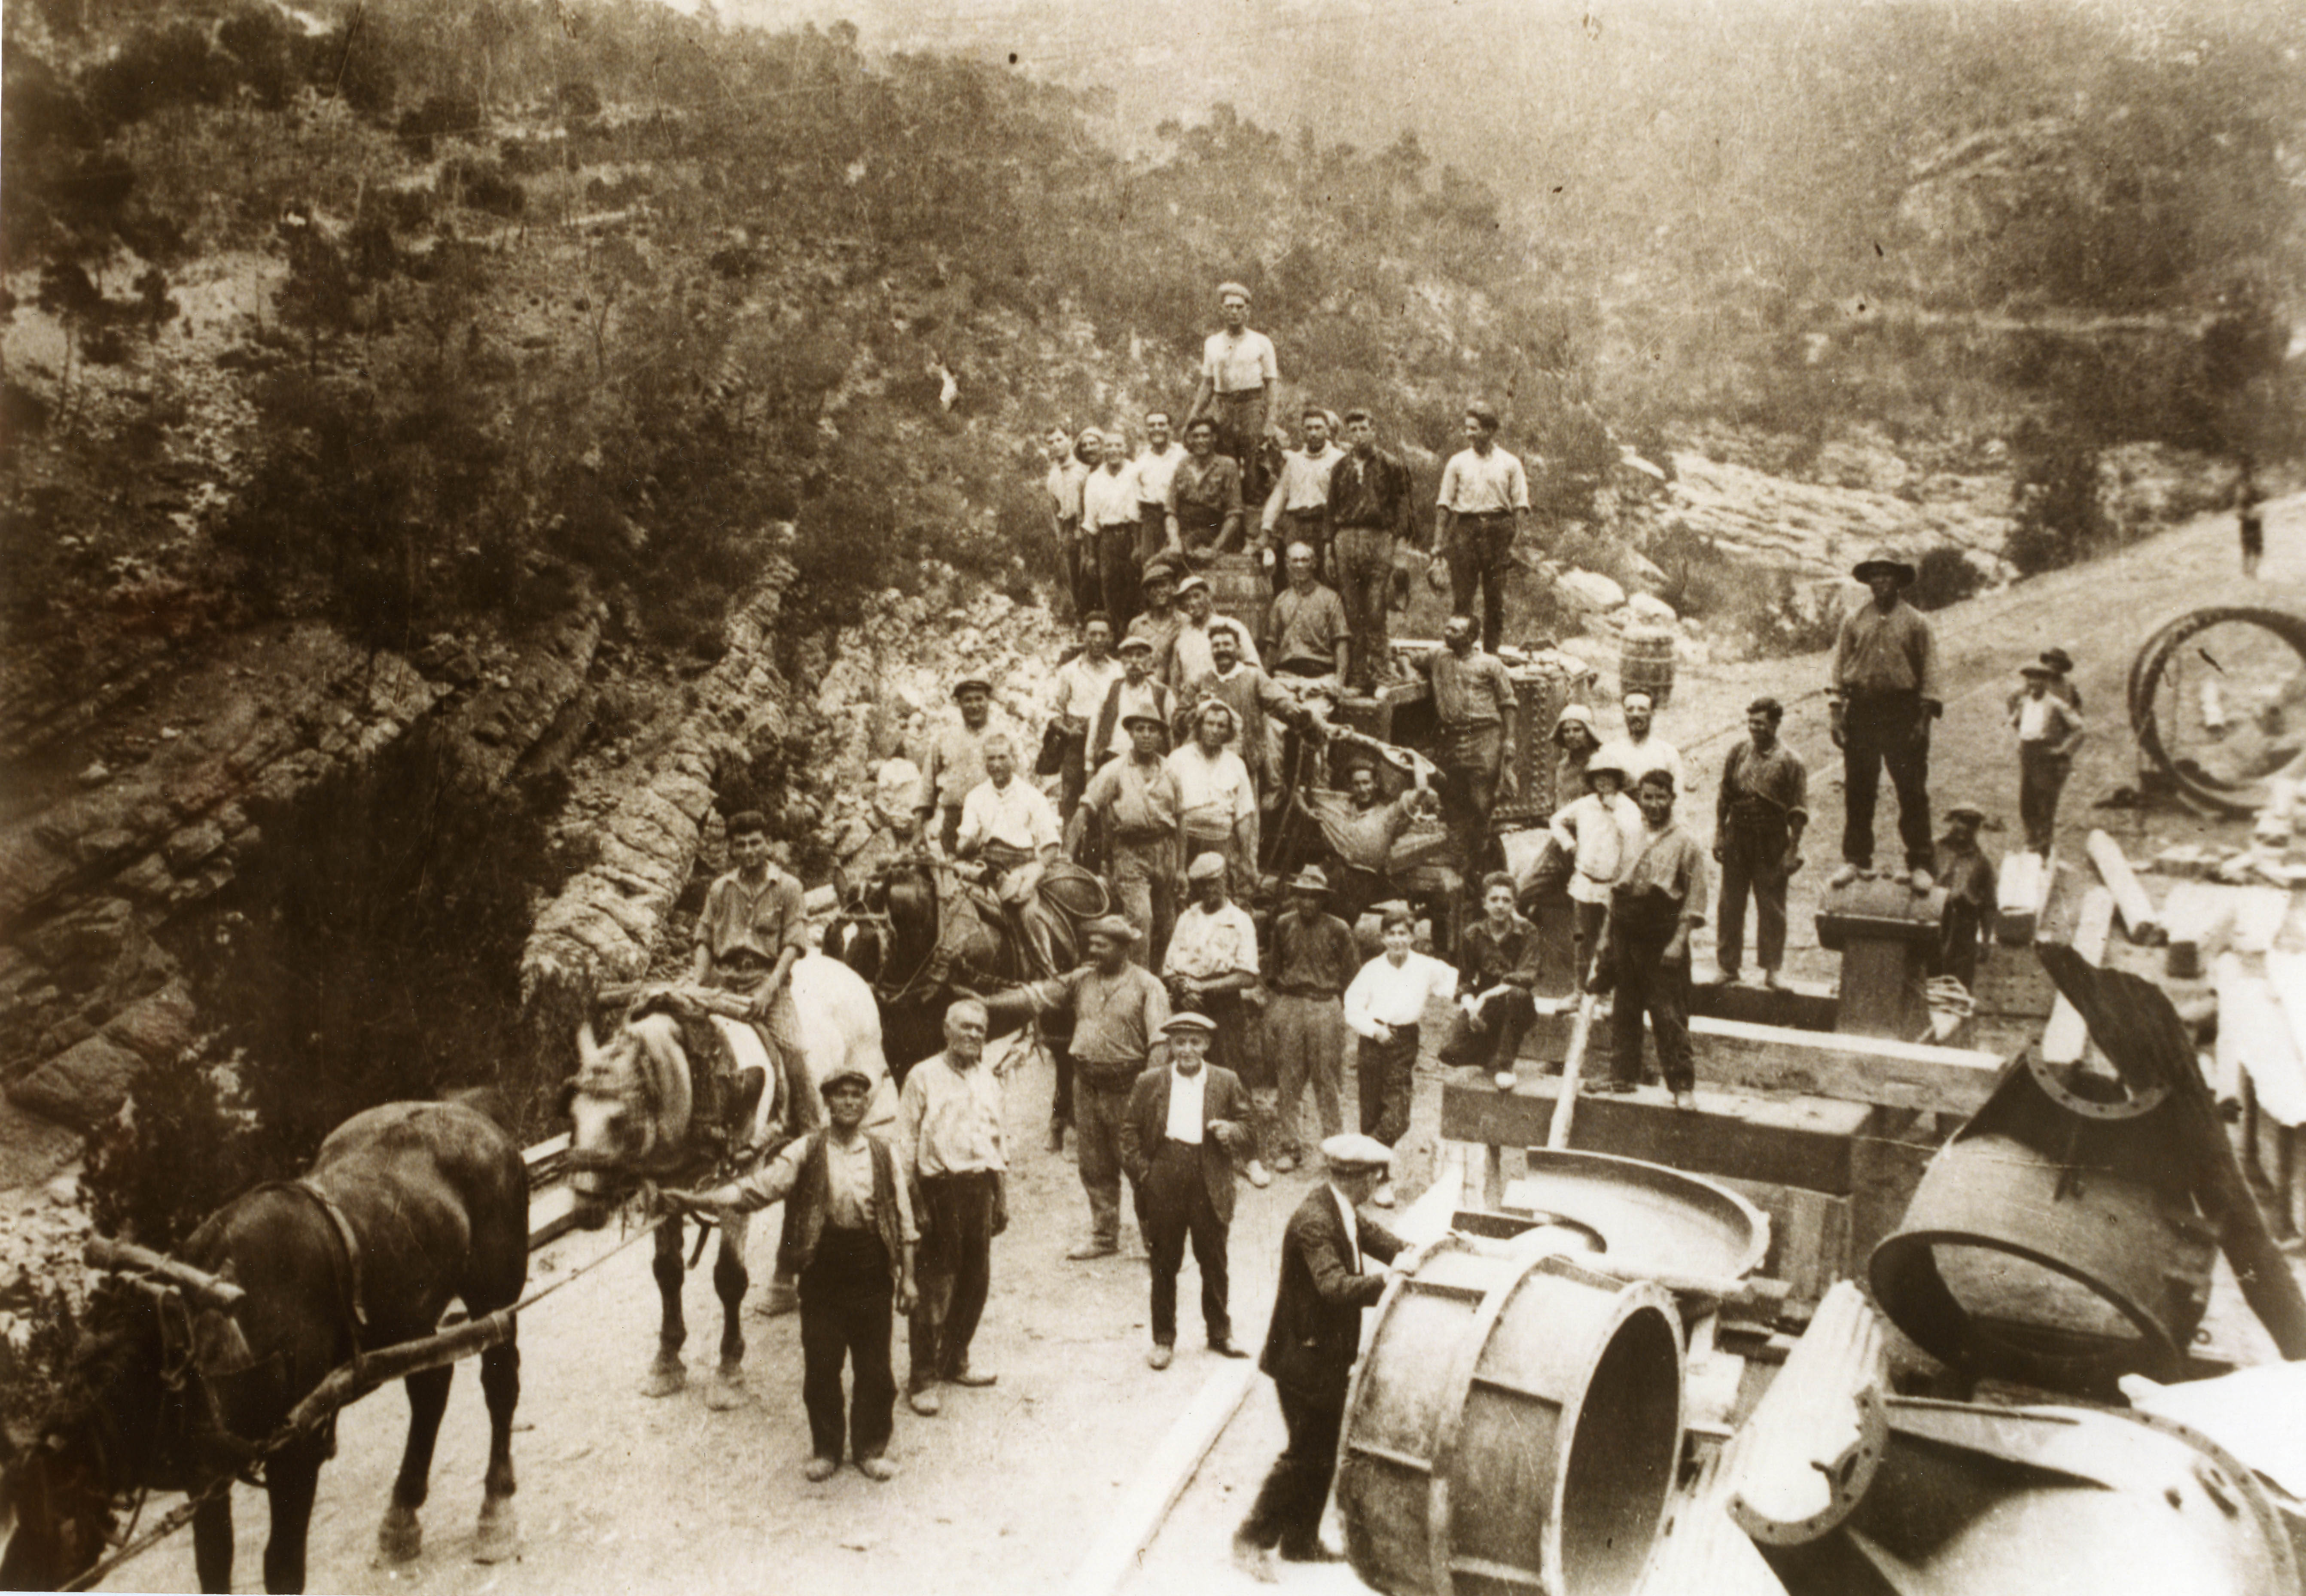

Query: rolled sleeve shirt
1131 443 1188 509
713 1134 918 1244
1021 964 1170 1068
1262 446 1344 533
1343 951 1459 1036
1166 744 1257 840
1438 448 1529 515
1718 741 1809 828
697 867 810 968
1423 649 1516 729
957 777 1061 856
1328 448 1416 539
1202 328 1278 394
1082 754 1181 839
898 1053 1006 1178
1163 901 1261 982
1082 464 1141 533
1831 599 1942 702
1619 821 1712 928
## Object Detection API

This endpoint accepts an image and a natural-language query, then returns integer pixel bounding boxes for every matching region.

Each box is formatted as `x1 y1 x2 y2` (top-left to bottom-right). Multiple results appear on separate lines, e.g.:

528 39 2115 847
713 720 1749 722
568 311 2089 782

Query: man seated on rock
954 734 1063 978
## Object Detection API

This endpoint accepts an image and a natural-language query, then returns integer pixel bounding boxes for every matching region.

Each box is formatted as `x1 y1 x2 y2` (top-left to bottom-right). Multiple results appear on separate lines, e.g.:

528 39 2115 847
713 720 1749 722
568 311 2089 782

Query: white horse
564 952 890 1407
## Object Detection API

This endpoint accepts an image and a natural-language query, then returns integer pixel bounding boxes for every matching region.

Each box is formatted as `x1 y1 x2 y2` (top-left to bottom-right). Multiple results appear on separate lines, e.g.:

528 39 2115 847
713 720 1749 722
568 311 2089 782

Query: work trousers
1570 897 1609 993
1107 833 1179 966
1717 814 1791 976
1095 522 1142 632
938 803 963 859
1210 389 1270 503
1840 688 1933 871
2018 742 2071 854
1137 503 1170 566
1937 899 1985 992
1606 890 1694 1093
909 1171 998 1386
798 1226 896 1463
1356 1025 1419 1147
1240 1383 1347 1560
1050 1031 1075 1132
1138 1140 1231 1347
1444 512 1515 652
1438 987 1535 1074
1333 526 1395 690
1057 729 1090 824
1264 993 1345 1156
1064 534 1100 622
1073 1072 1136 1249
1267 508 1326 591
1204 989 1279 1161
1436 724 1506 880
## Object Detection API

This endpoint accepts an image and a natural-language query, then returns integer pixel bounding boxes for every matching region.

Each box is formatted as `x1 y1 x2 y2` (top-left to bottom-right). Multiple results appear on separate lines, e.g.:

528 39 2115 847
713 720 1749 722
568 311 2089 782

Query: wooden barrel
1337 1243 1685 1596
1205 553 1267 652
1618 626 1677 709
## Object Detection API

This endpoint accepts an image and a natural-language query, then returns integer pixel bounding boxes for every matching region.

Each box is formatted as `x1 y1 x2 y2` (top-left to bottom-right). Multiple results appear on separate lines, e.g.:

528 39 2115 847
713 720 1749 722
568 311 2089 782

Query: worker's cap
1121 711 1167 732
1319 1133 1395 1173
1175 574 1212 597
1118 634 1156 656
951 677 994 699
2041 648 2075 673
1944 804 1987 826
1075 426 1104 446
819 1066 874 1097
2020 662 2055 678
1285 865 1331 895
1851 546 1916 585
1162 1011 1218 1035
1186 852 1230 881
1081 914 1139 945
1216 280 1252 302
1139 560 1181 588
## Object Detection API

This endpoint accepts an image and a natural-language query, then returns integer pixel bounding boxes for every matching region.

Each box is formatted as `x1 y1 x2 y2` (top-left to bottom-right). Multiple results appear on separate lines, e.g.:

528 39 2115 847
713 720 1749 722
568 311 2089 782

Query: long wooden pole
280 1309 519 1437
84 1236 247 1311
1547 993 1598 1150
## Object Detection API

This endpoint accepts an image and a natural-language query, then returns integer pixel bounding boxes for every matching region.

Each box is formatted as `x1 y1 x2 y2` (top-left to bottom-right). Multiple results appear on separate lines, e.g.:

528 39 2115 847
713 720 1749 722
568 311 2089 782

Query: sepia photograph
0 0 2302 1590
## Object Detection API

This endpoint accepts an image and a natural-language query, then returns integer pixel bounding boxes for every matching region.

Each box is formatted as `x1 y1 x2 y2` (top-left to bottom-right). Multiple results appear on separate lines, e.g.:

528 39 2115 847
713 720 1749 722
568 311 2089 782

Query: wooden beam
2039 887 2115 1067
2086 828 2163 946
1441 1081 1872 1196
1518 1015 2005 1118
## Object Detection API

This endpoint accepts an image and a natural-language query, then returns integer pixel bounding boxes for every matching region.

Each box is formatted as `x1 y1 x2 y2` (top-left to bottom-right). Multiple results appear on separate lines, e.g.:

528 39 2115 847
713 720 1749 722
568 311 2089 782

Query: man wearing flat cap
1263 866 1359 1173
1165 852 1275 1182
1091 632 1177 770
1234 1132 1408 1578
1069 709 1183 959
1121 1011 1255 1370
1188 281 1279 504
663 1066 917 1483
917 676 1008 857
1828 547 1943 893
986 914 1173 1260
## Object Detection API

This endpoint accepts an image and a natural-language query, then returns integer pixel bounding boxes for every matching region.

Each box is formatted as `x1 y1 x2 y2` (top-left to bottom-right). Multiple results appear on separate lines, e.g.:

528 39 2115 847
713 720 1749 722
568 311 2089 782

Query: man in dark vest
1234 1132 1408 1578
664 1067 918 1482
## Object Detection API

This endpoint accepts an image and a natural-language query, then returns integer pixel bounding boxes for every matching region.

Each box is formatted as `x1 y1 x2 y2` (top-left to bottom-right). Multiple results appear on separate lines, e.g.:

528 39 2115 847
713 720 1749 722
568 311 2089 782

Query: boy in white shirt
1342 908 1457 1206
1548 757 1641 993
2010 662 2085 853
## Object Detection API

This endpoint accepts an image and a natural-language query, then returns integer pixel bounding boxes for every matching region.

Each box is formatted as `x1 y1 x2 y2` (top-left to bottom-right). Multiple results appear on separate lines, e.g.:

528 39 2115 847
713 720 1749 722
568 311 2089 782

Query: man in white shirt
1434 403 1532 652
1593 691 1685 795
1163 853 1273 1182
1083 429 1145 630
1261 408 1343 590
1121 1011 1256 1369
956 734 1063 976
1187 281 1279 503
1131 411 1189 570
1045 426 1092 622
1167 573 1261 689
1050 614 1124 822
1166 701 1259 889
1342 907 1458 1205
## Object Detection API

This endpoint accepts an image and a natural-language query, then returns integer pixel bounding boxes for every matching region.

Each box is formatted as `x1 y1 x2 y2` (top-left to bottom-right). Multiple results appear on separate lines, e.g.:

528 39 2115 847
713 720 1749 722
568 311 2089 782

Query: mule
0 1101 528 1594
564 950 889 1407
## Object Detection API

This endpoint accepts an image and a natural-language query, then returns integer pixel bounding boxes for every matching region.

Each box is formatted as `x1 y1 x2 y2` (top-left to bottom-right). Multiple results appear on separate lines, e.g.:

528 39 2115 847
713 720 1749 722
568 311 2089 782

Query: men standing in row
1234 1134 1406 1578
1597 690 1683 794
897 999 1007 1416
1067 714 1182 959
1050 614 1122 821
1084 429 1145 629
917 677 1003 856
1419 615 1517 883
1188 282 1278 505
1435 403 1529 652
1264 543 1350 682
1829 547 1942 892
1122 1011 1255 1369
1261 867 1359 1175
1168 701 1259 890
1045 426 1092 620
1261 408 1343 588
1164 853 1273 1185
1166 419 1246 565
1326 409 1419 691
1596 771 1709 1111
954 733 1063 978
1714 696 1807 990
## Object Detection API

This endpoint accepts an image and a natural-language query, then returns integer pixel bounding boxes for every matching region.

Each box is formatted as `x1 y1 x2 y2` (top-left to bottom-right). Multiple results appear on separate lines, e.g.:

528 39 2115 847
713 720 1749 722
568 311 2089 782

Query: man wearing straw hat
1262 866 1359 1173
1188 280 1279 503
1828 546 1943 893
1234 1132 1409 1578
1121 1010 1256 1370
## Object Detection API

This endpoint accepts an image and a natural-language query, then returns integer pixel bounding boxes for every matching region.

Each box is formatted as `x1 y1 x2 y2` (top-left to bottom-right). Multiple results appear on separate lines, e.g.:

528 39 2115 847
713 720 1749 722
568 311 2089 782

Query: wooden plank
2039 887 2116 1066
2086 828 2164 946
1517 1014 2005 1118
1441 1081 1870 1196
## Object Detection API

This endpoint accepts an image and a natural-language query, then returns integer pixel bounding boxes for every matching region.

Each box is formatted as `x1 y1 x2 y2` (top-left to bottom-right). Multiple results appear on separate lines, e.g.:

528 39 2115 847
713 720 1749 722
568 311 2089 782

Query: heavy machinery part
1725 1281 1889 1547
1339 1244 1685 1596
1869 1045 2216 1392
1814 876 1950 1041
1495 1148 1771 1284
2127 605 2306 816
1773 1398 2303 1596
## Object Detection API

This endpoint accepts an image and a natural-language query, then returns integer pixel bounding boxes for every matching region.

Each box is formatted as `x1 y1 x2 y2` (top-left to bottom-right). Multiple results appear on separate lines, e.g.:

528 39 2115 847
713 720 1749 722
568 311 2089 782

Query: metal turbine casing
1870 1048 2219 1392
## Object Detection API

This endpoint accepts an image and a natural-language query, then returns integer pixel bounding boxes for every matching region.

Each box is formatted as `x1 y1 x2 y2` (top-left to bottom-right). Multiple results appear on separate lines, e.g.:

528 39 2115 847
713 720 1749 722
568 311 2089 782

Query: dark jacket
1259 1184 1404 1401
774 1130 907 1290
1119 1063 1250 1224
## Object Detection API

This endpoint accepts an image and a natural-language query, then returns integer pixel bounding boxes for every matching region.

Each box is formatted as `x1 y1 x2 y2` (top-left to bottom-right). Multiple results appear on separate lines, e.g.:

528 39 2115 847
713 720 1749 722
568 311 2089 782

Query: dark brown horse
0 1101 528 1593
